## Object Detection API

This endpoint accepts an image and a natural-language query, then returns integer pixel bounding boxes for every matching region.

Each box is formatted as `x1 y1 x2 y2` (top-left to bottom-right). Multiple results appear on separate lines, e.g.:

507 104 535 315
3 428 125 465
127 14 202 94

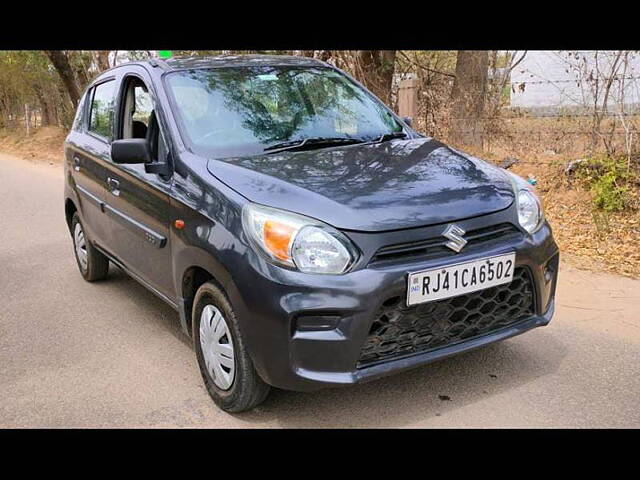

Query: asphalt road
1 152 639 428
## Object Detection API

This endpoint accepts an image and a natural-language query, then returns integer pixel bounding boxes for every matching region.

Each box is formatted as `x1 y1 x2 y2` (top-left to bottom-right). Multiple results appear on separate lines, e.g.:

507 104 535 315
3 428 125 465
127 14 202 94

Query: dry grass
516 160 639 279
465 147 640 279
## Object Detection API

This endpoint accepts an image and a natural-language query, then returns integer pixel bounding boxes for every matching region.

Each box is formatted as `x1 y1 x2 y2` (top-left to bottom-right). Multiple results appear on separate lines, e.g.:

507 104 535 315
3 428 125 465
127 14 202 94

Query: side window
89 80 116 140
120 77 154 140
72 90 88 132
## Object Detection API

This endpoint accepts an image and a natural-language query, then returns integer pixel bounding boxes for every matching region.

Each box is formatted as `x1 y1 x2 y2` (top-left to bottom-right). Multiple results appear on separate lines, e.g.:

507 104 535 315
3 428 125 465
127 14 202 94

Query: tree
45 50 81 108
0 51 70 129
556 50 635 156
354 50 397 106
69 51 91 89
449 50 489 148
94 51 111 72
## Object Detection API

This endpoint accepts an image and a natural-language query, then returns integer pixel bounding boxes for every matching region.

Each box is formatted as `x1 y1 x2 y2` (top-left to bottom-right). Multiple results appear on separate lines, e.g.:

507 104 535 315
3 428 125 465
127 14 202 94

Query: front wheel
193 282 270 413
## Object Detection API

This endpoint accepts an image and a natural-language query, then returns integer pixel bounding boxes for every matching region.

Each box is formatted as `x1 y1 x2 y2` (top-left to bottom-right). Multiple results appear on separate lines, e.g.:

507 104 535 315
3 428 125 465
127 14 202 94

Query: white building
509 51 640 113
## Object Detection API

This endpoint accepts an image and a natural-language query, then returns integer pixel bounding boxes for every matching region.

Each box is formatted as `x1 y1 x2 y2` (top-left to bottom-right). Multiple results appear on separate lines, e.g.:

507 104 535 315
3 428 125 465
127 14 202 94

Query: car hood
206 137 514 232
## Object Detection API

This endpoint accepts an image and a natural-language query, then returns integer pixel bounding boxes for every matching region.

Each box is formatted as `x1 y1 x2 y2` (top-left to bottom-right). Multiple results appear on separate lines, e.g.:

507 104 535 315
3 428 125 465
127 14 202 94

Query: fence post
25 104 30 136
398 78 418 122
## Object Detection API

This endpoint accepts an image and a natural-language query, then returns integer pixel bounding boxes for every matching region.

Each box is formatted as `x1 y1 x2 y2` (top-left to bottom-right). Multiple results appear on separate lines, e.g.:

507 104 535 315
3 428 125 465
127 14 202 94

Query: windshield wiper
367 132 408 144
263 137 364 154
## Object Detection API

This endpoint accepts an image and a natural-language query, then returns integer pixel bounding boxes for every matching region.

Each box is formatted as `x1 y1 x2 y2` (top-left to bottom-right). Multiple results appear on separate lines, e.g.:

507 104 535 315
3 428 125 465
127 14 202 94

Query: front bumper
299 301 555 387
230 218 559 392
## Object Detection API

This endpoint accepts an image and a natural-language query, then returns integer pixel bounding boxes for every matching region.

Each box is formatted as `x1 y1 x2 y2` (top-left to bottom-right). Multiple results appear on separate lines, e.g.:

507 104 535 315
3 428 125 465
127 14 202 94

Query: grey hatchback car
64 54 559 412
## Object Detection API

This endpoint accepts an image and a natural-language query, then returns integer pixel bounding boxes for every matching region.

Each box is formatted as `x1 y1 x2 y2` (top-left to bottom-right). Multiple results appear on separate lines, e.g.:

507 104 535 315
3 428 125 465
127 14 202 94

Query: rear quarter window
71 90 88 132
88 80 116 140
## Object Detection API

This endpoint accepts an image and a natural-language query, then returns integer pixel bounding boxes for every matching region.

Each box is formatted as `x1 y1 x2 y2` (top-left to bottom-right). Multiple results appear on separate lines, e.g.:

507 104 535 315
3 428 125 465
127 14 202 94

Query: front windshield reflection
166 66 402 158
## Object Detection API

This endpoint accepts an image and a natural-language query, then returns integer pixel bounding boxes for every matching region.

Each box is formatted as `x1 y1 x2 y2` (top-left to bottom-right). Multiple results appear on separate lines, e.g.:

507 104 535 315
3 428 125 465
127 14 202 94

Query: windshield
165 66 403 158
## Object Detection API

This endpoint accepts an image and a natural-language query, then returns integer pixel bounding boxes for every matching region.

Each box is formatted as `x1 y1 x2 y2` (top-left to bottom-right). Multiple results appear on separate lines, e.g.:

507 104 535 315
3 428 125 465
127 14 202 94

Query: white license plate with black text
407 253 516 306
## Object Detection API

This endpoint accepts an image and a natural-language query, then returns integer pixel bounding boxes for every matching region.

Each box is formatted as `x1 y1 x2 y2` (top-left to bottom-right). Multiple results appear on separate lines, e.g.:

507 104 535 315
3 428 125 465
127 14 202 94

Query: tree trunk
32 83 52 126
0 95 8 128
45 50 81 108
94 51 111 72
70 51 91 90
37 92 51 126
355 50 396 106
50 99 60 127
25 104 30 135
449 50 489 148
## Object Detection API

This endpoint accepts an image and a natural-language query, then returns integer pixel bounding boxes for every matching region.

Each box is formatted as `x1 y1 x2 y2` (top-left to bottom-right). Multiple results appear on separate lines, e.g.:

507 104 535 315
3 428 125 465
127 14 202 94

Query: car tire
71 212 109 282
193 281 270 413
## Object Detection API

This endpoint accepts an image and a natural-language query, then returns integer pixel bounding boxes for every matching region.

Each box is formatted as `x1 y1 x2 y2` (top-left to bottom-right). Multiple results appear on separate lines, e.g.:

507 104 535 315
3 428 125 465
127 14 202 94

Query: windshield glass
165 66 403 158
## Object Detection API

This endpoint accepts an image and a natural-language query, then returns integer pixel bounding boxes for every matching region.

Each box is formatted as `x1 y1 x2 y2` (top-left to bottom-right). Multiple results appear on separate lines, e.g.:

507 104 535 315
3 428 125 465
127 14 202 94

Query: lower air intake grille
357 267 535 368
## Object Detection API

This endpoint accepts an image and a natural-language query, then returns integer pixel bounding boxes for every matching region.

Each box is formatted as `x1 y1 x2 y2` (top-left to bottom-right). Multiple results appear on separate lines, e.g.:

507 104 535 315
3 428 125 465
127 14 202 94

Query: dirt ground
0 126 66 164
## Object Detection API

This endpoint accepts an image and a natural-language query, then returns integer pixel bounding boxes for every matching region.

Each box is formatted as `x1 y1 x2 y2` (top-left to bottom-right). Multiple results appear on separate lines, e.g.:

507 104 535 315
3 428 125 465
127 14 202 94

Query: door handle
107 177 120 196
73 157 81 172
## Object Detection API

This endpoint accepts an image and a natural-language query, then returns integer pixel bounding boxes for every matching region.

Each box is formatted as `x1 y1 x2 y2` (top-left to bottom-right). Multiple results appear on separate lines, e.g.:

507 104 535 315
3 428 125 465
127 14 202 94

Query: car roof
157 54 328 70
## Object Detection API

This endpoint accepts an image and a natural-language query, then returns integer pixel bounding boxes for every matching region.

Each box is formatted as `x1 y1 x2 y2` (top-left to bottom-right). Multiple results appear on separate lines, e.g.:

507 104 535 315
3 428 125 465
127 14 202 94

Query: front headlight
241 203 357 274
517 189 542 234
505 171 544 234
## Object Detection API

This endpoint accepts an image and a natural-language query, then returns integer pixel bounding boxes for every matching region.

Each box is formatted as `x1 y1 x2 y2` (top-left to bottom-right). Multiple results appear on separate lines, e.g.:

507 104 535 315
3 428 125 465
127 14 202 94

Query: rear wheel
193 282 270 412
71 212 109 282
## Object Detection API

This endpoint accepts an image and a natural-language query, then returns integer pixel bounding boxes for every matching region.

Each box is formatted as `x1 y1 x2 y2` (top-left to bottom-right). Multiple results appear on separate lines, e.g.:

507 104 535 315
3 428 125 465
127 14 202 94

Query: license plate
407 253 516 306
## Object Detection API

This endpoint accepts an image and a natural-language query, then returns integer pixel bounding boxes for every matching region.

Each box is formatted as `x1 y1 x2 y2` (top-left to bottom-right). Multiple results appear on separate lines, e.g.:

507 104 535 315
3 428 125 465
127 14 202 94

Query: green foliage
501 84 511 103
578 155 634 212
592 172 629 211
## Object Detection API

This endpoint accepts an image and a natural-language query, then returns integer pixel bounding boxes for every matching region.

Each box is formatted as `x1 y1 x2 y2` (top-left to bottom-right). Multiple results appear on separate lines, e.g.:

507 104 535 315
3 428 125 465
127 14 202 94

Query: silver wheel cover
74 222 88 272
199 304 236 390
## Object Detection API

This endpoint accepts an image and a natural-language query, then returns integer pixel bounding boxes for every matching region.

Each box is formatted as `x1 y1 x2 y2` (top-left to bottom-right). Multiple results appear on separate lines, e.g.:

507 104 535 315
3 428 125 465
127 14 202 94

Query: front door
102 71 175 301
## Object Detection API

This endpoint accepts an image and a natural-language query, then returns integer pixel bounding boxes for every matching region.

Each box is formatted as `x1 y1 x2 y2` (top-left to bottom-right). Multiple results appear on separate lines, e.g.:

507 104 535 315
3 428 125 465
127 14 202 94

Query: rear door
67 78 118 246
101 68 175 300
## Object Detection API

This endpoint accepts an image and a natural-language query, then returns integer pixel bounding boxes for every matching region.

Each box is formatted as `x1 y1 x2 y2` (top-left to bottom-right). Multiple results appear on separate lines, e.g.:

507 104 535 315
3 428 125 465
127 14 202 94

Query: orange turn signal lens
263 220 295 261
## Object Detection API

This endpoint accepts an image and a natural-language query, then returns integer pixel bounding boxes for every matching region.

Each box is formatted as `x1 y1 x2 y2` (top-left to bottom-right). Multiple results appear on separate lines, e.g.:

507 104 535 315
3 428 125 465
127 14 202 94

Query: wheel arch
174 246 240 338
65 197 78 233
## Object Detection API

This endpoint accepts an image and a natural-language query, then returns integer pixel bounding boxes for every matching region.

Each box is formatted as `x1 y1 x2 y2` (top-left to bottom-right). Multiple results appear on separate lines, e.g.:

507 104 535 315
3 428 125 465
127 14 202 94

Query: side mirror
402 116 413 127
111 139 151 165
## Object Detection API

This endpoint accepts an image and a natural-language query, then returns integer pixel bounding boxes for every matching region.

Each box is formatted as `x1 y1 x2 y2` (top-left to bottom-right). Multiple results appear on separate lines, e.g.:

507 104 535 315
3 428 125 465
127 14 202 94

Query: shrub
578 155 634 212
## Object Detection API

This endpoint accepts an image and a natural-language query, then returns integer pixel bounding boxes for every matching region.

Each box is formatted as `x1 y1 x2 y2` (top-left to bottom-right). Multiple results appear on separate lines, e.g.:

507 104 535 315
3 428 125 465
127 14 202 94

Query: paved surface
1 152 639 428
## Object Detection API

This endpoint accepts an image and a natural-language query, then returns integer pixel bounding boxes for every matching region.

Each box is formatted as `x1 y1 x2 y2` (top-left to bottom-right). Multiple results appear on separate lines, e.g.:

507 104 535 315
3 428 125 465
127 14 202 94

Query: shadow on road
98 265 193 349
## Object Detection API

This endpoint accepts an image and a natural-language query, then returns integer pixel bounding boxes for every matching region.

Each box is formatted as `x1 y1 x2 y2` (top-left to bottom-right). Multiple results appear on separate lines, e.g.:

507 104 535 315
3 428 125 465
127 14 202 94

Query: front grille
369 223 521 266
357 267 535 368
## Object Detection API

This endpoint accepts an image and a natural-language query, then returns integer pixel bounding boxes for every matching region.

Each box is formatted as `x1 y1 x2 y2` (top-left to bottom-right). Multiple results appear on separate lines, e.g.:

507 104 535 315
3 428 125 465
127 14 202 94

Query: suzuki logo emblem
443 224 467 253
